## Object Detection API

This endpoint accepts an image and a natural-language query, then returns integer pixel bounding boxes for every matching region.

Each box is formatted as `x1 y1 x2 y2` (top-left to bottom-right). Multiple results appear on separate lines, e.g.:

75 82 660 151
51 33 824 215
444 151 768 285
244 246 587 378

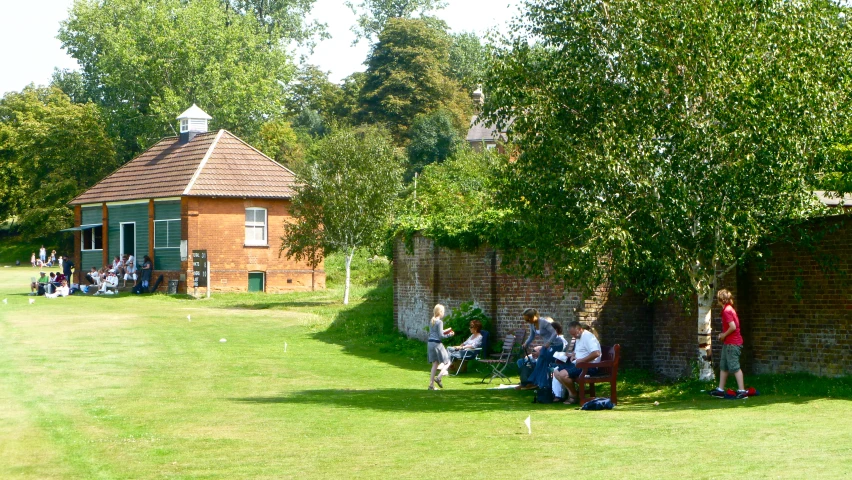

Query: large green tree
346 0 446 43
0 86 117 236
59 0 310 160
281 126 404 304
359 18 470 141
448 32 491 94
486 0 852 380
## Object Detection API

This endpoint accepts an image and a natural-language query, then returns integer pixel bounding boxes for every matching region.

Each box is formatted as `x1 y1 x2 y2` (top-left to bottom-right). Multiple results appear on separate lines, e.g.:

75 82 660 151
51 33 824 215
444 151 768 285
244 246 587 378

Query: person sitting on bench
447 320 484 359
86 267 101 286
554 321 601 405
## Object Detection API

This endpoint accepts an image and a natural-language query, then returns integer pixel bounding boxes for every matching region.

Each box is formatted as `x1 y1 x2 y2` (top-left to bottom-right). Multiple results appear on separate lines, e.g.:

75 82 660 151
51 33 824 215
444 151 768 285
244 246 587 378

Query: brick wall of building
182 197 325 294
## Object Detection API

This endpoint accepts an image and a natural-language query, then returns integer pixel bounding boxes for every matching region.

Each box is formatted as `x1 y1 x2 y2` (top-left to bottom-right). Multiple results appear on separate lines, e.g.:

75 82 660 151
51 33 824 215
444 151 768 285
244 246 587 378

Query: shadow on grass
231 387 828 413
310 281 430 372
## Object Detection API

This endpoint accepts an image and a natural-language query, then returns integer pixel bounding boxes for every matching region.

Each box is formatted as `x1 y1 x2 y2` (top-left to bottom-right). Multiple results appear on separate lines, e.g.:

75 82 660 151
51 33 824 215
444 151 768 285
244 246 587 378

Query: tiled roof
70 130 297 205
185 131 298 198
466 115 510 143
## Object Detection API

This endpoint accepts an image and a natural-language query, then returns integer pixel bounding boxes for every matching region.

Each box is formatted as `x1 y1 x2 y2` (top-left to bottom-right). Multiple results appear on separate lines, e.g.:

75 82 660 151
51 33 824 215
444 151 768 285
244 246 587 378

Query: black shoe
710 388 725 398
735 390 748 399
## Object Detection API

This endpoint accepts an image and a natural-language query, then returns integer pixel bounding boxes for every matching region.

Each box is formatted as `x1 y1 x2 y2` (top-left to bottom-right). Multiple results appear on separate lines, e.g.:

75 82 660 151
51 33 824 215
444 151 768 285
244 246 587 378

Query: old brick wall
182 197 325 294
741 217 851 376
394 236 654 369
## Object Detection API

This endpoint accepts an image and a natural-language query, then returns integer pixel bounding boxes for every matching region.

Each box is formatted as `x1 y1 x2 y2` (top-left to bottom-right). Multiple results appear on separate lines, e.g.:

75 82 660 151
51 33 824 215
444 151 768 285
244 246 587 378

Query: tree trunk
343 248 354 305
696 289 715 382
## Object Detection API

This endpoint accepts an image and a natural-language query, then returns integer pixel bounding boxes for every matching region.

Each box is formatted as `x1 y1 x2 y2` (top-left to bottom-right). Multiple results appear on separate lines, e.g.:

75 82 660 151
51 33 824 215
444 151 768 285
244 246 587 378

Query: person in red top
710 289 747 399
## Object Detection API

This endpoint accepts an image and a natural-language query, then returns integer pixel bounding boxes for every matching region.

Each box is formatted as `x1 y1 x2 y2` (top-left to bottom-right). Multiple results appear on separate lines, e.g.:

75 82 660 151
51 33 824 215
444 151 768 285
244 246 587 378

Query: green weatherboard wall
107 203 149 265
154 201 181 271
80 206 102 270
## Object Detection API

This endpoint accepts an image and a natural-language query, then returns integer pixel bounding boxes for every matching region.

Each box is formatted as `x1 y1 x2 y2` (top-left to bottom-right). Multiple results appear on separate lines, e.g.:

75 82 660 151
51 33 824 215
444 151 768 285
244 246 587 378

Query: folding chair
477 334 515 384
449 330 489 376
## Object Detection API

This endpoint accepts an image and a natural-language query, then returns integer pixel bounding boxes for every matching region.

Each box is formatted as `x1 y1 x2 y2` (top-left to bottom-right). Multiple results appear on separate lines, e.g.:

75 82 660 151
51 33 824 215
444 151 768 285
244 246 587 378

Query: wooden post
73 205 82 284
102 203 109 269
148 199 155 260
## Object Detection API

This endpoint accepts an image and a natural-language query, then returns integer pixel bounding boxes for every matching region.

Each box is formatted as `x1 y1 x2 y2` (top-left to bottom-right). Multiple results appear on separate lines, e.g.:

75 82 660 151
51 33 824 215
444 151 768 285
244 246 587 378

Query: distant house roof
70 130 297 205
466 115 509 143
814 190 852 207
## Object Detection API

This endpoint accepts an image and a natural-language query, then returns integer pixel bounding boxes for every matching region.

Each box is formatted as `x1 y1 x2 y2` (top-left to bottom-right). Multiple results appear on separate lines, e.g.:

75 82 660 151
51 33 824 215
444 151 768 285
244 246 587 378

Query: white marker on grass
2 298 6 304
284 342 287 352
220 338 227 343
187 315 191 322
524 415 531 435
29 299 35 305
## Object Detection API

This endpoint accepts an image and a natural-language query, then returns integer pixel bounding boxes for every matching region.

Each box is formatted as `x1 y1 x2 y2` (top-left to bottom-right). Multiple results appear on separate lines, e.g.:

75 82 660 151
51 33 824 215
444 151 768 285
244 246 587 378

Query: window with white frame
154 219 181 248
245 208 267 246
81 225 103 251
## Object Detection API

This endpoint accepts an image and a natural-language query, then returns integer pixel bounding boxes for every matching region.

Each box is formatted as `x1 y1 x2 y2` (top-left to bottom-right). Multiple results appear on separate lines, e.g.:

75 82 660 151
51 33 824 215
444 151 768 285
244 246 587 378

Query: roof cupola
176 104 212 143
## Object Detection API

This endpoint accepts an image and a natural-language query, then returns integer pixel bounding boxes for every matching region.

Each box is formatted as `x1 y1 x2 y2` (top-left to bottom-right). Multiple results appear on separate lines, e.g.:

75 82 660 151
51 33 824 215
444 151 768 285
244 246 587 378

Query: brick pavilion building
67 105 325 294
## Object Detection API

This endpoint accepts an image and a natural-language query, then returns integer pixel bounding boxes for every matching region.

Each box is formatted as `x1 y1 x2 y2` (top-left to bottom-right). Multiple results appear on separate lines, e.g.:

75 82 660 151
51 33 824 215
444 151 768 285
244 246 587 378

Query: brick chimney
176 104 212 144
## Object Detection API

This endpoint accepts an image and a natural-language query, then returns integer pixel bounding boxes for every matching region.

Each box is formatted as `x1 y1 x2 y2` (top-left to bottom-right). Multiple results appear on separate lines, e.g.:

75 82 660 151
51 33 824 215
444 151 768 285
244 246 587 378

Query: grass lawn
1 257 851 479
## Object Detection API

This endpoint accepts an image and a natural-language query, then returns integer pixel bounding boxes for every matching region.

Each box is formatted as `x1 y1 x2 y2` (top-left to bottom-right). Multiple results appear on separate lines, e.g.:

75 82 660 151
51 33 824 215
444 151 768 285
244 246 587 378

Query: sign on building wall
192 250 208 288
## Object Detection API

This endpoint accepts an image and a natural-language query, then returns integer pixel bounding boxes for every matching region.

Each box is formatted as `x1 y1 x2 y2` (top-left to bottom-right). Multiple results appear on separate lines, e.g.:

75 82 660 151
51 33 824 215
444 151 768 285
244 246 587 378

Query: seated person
447 320 484 359
30 272 49 295
113 256 125 277
85 267 101 285
45 280 70 298
554 321 601 405
96 271 120 294
123 254 137 287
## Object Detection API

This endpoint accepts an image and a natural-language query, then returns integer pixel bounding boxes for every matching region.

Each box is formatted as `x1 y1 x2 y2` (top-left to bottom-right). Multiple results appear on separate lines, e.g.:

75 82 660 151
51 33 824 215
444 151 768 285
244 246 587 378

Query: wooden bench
575 344 621 406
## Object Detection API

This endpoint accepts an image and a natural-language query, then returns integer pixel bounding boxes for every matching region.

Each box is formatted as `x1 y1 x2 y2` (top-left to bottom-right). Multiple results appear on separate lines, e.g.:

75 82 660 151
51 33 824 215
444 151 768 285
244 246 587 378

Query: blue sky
0 0 521 96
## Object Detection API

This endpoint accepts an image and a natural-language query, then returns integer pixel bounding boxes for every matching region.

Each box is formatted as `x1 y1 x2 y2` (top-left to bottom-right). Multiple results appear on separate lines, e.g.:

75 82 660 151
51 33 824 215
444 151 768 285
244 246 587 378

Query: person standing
139 255 153 292
39 246 46 264
62 256 74 285
516 308 564 391
710 289 747 399
427 304 454 390
31 252 37 267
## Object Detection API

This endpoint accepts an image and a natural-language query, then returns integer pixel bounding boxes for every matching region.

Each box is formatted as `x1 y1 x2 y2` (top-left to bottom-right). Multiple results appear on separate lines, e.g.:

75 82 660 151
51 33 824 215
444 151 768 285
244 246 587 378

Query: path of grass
1 264 851 479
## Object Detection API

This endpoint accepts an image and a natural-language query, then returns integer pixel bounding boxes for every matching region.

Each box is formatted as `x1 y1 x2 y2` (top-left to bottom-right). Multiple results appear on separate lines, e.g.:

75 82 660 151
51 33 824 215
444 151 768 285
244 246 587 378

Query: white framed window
154 219 181 248
81 225 103 251
486 143 497 150
245 208 267 246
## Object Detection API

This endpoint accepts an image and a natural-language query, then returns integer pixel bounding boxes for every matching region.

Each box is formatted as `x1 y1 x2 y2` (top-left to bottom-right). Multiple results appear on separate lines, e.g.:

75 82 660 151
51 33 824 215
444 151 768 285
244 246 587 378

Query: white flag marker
524 416 531 435
187 315 191 321
29 299 35 305
2 298 6 304
220 338 227 343
284 342 287 352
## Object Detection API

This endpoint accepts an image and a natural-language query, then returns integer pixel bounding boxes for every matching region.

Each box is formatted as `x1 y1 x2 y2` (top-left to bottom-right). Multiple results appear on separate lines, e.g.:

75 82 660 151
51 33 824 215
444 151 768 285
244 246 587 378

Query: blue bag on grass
581 397 614 410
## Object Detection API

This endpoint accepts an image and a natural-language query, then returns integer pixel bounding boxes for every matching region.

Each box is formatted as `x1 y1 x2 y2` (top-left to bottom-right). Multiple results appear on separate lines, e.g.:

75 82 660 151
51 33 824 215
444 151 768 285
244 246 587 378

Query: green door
248 272 264 292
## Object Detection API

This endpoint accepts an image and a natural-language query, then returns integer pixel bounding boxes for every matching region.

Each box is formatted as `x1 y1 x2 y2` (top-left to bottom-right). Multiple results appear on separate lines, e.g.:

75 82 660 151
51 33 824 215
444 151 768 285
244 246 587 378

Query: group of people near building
28 255 75 298
30 246 59 268
425 289 747 403
84 254 153 294
27 252 155 296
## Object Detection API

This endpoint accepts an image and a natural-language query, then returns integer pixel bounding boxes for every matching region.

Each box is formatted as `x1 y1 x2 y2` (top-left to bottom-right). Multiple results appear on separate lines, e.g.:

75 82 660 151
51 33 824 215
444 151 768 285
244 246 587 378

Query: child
427 304 454 390
31 253 37 267
710 289 747 399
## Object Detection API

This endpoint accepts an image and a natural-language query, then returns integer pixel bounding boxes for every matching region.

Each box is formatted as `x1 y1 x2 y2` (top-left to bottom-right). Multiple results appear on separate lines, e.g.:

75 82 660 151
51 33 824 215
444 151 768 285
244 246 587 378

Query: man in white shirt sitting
45 280 71 298
96 270 120 294
553 320 601 405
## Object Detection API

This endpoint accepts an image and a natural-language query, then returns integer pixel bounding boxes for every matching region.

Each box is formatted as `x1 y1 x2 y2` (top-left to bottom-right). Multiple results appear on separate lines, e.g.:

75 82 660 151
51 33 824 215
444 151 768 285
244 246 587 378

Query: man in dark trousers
62 256 74 285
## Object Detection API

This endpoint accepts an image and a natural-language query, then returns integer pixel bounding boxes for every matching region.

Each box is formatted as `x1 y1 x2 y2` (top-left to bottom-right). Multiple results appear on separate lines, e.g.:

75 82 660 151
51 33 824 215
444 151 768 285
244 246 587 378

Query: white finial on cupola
176 104 212 143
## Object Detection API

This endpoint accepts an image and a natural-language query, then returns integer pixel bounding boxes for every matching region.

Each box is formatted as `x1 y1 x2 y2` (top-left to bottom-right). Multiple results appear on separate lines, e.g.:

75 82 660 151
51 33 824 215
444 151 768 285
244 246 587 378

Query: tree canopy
485 0 852 378
58 0 308 160
346 0 446 43
0 86 117 236
359 18 470 141
281 126 404 303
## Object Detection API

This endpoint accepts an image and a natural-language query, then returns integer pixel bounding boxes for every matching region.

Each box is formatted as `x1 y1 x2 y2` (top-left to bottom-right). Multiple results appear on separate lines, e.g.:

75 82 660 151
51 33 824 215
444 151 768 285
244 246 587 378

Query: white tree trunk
696 289 715 382
343 248 354 305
